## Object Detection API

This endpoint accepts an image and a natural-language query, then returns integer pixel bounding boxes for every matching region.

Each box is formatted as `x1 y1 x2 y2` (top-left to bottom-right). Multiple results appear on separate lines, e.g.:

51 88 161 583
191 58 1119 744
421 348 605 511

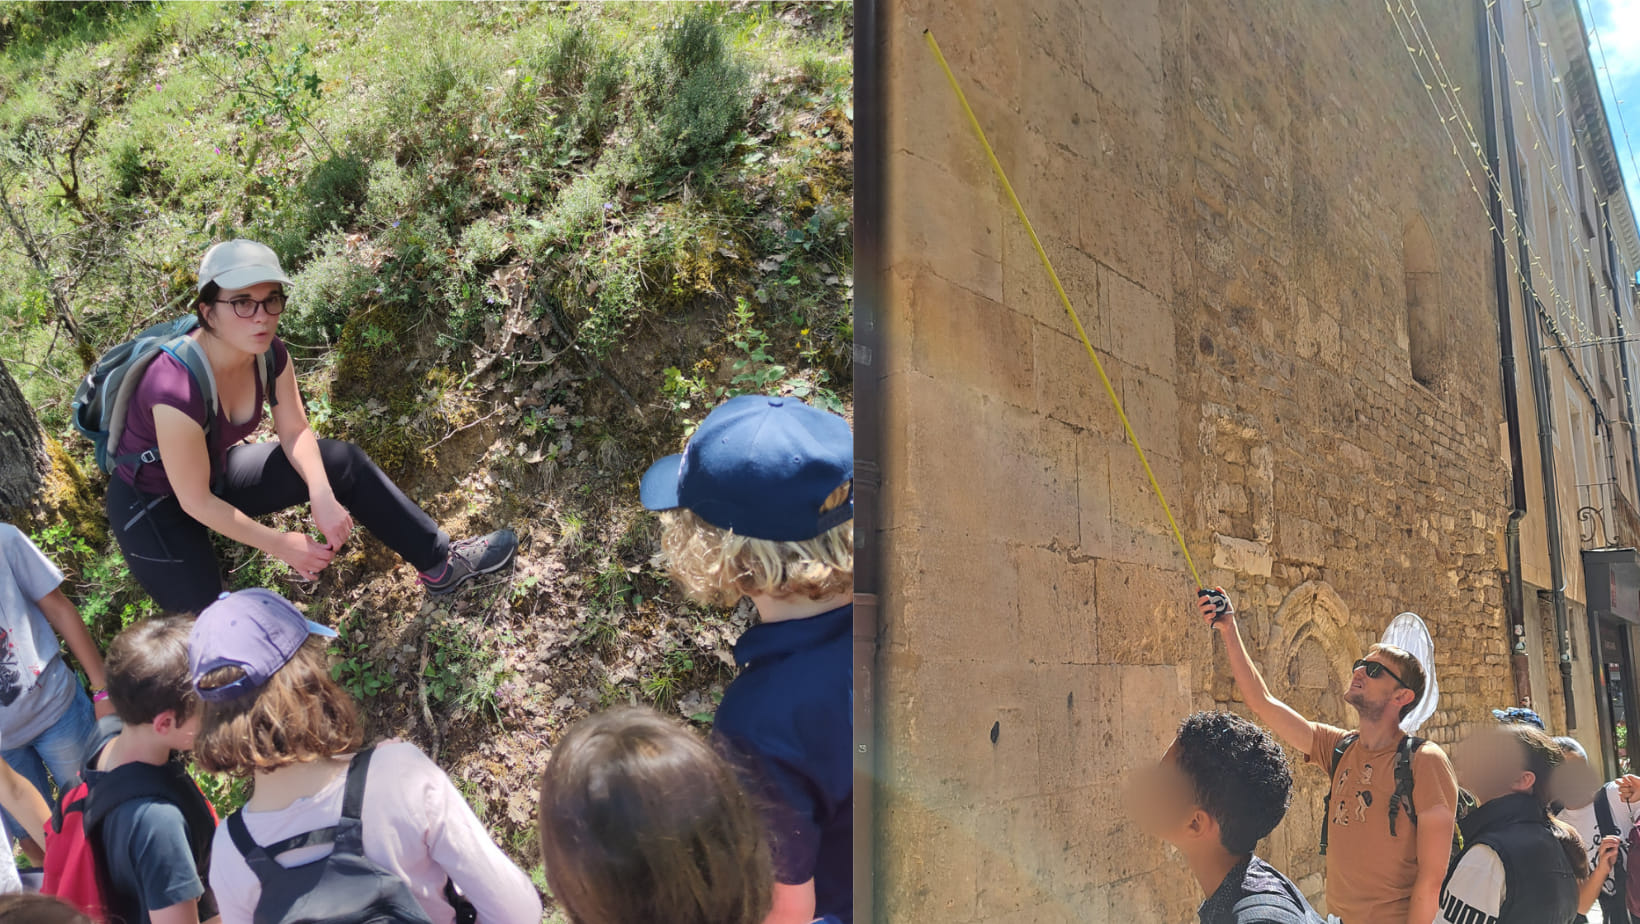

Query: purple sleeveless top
114 336 290 495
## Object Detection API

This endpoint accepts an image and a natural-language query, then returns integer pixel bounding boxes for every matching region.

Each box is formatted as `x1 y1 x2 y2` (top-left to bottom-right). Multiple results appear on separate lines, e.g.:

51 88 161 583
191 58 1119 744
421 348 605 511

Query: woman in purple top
106 239 516 615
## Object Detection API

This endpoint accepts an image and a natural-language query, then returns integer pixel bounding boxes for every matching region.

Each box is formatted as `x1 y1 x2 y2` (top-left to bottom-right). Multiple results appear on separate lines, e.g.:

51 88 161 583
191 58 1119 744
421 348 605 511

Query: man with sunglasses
1200 589 1458 924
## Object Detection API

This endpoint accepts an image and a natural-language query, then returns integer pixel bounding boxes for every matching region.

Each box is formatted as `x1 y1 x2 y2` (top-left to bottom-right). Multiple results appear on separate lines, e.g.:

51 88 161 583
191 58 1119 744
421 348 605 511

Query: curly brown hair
191 637 363 776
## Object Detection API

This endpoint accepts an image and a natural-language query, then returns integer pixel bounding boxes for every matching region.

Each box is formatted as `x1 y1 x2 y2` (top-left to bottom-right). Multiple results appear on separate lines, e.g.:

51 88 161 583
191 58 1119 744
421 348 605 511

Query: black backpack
71 315 277 475
1321 733 1470 860
225 747 472 924
44 728 219 923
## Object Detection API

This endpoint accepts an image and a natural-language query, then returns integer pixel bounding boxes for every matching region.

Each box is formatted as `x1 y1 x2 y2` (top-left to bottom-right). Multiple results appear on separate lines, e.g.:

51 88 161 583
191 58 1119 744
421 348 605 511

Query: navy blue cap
189 589 339 703
640 395 853 542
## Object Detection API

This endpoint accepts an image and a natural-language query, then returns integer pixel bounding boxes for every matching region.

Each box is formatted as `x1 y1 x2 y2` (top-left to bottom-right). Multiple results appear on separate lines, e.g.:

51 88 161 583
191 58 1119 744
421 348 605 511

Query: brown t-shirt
1306 723 1458 924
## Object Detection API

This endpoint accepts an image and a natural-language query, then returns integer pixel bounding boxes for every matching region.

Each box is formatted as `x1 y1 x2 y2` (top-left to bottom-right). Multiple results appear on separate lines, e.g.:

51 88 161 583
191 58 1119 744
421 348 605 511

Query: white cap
197 239 292 293
1381 611 1439 735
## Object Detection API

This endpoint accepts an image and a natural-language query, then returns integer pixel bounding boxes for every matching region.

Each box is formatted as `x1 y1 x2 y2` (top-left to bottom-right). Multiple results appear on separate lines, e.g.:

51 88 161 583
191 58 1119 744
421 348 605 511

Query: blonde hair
192 637 363 776
658 482 853 606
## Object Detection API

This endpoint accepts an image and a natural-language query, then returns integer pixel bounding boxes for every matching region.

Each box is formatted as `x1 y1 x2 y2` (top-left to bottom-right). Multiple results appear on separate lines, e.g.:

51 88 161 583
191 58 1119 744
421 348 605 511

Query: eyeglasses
215 293 287 319
1352 658 1407 688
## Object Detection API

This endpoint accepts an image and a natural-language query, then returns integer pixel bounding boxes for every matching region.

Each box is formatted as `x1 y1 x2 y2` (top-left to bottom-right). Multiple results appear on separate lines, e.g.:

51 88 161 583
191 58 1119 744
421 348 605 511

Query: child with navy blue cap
641 394 853 924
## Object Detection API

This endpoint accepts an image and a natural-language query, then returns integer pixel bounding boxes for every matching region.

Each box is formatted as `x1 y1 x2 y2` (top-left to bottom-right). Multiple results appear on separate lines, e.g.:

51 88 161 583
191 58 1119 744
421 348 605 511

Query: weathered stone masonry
878 0 1515 920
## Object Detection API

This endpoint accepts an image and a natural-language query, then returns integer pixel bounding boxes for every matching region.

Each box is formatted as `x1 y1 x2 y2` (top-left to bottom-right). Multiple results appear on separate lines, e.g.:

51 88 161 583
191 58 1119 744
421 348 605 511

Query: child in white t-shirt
1552 736 1636 924
187 589 540 924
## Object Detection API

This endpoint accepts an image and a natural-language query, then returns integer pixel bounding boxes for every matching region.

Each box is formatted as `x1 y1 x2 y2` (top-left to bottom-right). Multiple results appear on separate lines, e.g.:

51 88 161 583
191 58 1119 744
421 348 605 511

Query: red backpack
42 754 219 922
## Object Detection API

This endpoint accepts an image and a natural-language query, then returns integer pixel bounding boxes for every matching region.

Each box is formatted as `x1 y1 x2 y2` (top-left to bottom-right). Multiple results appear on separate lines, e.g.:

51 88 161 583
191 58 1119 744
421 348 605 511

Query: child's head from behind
0 893 93 924
106 615 201 745
1130 711 1292 857
538 706 772 924
187 589 360 775
641 395 853 606
1549 736 1599 810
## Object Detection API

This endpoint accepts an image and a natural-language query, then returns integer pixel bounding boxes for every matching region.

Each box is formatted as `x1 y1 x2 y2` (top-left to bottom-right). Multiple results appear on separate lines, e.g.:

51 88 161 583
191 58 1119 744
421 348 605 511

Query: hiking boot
420 529 518 596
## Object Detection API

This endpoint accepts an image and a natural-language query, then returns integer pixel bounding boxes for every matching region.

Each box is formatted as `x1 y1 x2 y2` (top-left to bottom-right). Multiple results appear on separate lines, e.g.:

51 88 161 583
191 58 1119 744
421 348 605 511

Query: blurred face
202 281 284 355
1128 740 1213 849
1453 725 1533 802
156 708 202 752
1343 653 1412 722
1550 748 1600 810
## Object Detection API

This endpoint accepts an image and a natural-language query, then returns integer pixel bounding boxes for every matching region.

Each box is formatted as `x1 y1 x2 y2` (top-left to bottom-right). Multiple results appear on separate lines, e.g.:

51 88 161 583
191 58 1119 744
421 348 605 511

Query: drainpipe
851 0 882 920
1476 0 1533 710
1490 0 1577 728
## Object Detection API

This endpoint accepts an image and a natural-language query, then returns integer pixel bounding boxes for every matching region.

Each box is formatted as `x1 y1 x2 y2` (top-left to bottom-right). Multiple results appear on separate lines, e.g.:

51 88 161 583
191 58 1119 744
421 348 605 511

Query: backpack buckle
139 449 158 465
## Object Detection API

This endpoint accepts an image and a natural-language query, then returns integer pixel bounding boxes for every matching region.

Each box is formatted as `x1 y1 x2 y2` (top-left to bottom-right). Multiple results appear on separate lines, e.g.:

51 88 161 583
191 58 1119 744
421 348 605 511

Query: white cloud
1588 0 1640 82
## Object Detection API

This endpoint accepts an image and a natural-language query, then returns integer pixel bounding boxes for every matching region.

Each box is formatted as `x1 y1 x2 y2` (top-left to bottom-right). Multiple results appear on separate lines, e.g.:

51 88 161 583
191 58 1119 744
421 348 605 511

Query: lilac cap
189 589 339 703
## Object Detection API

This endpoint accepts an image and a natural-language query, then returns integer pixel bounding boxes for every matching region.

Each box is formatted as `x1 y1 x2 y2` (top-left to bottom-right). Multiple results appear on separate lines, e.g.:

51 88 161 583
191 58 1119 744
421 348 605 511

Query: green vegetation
0 0 850 887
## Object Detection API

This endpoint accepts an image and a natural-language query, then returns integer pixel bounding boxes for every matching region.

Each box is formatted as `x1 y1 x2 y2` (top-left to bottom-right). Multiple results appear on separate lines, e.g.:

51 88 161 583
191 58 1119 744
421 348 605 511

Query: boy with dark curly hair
1131 711 1323 924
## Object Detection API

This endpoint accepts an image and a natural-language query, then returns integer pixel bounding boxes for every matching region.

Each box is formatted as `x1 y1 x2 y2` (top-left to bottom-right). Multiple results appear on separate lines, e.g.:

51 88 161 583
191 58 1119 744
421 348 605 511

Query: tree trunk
0 355 46 510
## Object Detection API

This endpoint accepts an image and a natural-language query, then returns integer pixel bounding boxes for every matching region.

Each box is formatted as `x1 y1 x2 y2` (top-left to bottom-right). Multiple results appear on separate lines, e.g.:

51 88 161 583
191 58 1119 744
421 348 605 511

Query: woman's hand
271 531 334 581
92 695 116 720
1596 835 1622 876
310 492 354 553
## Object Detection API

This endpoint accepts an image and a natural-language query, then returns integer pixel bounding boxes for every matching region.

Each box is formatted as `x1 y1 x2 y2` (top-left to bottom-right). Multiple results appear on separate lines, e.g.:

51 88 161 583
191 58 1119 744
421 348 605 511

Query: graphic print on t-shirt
1594 826 1629 898
1334 767 1352 827
0 627 24 707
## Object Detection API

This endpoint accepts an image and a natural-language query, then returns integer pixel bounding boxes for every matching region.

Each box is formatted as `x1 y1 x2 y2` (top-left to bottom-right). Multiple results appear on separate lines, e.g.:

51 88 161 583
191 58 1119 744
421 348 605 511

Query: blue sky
1585 0 1640 255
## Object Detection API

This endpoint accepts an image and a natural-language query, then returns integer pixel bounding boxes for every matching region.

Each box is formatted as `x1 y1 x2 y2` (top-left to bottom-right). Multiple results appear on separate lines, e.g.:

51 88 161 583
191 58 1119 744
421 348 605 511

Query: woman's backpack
71 315 276 474
225 746 474 924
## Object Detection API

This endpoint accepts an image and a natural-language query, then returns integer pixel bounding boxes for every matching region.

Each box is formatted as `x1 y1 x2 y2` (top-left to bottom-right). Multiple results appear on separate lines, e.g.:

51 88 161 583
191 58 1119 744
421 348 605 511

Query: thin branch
0 172 85 347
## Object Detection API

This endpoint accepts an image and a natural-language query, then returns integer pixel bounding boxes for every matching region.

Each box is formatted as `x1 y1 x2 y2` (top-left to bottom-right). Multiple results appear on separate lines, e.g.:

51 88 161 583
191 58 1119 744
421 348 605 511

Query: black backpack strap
1388 736 1423 838
1319 733 1358 856
84 758 217 866
1595 784 1621 837
226 810 289 885
333 747 377 856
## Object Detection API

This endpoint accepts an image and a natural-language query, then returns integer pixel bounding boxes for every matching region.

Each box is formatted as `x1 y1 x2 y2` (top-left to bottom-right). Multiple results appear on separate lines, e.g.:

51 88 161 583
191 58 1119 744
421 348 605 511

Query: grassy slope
0 0 851 897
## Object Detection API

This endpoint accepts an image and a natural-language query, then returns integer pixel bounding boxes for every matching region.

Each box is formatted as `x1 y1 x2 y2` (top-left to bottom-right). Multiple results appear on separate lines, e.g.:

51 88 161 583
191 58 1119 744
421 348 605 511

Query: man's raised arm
1200 589 1319 752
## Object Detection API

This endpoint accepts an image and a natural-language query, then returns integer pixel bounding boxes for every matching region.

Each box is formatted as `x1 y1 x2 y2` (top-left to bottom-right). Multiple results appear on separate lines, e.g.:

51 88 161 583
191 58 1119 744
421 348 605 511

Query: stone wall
879 0 1517 919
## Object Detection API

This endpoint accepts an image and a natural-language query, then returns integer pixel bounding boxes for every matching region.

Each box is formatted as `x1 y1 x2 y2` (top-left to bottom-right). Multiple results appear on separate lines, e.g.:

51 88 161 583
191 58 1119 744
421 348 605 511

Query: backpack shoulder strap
1319 733 1360 856
225 810 289 885
1388 735 1423 837
333 746 377 855
1596 783 1622 837
1332 732 1359 775
82 763 189 831
160 335 221 435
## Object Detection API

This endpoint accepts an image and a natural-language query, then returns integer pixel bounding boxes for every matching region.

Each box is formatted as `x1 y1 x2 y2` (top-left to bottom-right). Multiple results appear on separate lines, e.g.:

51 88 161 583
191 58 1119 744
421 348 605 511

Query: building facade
871 0 1640 920
1488 0 1640 780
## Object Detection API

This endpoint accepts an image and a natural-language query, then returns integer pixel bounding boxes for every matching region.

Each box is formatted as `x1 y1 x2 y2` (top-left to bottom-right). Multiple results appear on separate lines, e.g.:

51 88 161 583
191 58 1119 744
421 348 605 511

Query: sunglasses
1352 658 1407 688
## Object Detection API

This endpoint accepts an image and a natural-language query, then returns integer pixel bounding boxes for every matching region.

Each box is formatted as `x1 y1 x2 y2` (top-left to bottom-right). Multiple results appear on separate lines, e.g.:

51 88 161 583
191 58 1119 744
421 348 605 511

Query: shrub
629 8 748 177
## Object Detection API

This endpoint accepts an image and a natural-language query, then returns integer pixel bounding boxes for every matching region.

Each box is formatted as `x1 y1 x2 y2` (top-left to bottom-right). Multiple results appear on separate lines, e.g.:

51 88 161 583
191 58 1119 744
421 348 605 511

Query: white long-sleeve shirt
208 741 541 924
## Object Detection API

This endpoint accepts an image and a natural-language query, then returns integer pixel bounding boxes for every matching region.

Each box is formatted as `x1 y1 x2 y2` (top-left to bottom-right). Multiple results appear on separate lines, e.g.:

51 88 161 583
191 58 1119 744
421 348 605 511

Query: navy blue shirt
712 604 852 923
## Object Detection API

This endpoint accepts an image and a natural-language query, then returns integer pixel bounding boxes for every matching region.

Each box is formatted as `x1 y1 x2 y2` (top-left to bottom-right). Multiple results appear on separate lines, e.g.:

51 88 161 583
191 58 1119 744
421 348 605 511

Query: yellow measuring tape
924 30 1203 588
